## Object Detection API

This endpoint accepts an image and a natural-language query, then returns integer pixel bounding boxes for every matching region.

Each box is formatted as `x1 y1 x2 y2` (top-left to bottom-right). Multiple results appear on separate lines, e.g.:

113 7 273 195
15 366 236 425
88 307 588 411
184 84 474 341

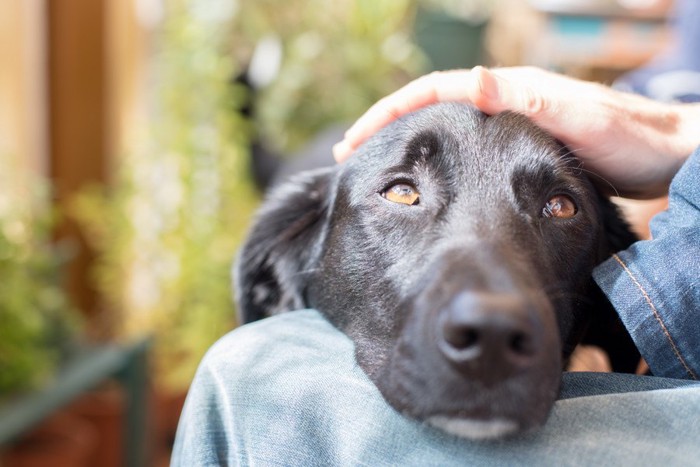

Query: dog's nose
437 291 541 384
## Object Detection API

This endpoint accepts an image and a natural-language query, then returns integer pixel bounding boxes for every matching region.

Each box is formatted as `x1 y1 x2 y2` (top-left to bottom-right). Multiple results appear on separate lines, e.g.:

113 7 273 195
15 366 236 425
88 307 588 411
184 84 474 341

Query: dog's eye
542 195 577 219
383 183 420 206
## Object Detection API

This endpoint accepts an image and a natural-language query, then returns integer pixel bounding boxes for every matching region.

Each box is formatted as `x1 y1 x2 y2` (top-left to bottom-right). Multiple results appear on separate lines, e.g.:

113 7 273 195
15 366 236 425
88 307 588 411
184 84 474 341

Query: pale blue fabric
172 310 700 467
594 146 700 380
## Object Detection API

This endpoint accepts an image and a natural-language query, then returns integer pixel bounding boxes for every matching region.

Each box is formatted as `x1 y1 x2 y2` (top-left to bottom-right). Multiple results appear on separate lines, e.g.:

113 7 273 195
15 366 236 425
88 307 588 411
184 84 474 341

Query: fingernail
332 140 352 163
476 67 500 100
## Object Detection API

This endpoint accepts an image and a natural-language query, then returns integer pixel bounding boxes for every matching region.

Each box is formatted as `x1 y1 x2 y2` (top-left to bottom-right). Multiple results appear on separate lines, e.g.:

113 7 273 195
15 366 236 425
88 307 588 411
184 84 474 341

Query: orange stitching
612 254 698 380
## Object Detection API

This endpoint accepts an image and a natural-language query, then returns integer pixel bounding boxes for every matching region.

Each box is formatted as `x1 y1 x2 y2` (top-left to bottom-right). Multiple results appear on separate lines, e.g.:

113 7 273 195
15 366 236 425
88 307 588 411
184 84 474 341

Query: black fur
235 103 639 438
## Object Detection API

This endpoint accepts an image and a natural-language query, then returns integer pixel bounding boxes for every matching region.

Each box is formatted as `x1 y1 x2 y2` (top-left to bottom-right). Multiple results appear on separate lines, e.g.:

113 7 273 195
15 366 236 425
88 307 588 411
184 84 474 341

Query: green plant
0 164 78 398
73 0 259 391
74 0 429 392
234 0 427 150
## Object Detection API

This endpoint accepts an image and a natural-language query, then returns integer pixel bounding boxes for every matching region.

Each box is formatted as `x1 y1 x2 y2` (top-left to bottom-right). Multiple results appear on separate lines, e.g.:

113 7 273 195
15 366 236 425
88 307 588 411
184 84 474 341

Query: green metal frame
0 339 151 466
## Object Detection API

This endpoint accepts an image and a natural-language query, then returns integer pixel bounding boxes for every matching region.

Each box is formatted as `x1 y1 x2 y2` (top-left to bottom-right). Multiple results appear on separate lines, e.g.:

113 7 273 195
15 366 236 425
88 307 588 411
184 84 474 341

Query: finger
469 66 551 118
342 75 439 147
334 78 439 163
332 140 354 163
343 70 474 152
334 67 552 163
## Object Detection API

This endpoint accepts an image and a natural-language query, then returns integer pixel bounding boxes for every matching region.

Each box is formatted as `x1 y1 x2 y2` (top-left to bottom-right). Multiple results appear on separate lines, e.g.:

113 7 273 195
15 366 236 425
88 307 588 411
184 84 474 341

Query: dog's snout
437 291 541 384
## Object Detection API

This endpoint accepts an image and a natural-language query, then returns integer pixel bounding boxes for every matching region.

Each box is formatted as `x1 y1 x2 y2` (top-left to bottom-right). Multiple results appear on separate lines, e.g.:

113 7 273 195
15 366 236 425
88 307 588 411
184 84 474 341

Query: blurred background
0 0 685 465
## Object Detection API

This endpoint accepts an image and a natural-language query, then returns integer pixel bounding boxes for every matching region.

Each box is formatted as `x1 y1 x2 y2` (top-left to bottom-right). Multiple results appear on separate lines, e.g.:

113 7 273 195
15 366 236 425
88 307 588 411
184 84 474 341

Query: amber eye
542 194 577 219
383 183 420 206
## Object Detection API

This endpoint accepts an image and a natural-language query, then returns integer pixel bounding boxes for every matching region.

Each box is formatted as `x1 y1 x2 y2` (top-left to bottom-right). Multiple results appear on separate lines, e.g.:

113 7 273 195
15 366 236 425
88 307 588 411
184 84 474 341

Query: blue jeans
172 310 700 466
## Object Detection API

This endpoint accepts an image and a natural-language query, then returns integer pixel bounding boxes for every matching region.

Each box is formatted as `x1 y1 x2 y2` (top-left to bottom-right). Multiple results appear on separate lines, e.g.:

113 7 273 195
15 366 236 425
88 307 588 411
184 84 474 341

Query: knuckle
524 89 548 115
422 71 445 86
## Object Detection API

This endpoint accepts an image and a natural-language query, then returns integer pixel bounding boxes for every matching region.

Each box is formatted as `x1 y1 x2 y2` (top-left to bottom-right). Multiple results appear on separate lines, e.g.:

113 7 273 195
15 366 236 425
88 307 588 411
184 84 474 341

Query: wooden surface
0 0 48 174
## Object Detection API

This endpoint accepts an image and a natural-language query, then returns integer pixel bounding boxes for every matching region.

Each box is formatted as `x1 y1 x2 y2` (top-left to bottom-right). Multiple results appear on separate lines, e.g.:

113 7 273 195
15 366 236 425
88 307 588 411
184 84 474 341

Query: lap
172 310 700 467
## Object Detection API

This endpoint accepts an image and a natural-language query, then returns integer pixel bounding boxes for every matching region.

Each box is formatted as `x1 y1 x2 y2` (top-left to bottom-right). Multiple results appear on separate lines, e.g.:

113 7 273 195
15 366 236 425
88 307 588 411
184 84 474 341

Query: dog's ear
581 194 641 373
598 195 638 254
234 167 335 324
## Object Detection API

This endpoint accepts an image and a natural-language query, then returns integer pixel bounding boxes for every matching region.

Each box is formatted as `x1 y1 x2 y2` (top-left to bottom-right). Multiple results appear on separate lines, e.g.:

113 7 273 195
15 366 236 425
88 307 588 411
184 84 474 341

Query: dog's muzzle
376 248 562 439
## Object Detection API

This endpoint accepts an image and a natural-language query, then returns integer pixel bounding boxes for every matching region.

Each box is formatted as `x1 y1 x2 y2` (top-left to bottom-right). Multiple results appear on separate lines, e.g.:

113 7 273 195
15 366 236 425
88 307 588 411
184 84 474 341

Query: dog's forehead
350 103 565 182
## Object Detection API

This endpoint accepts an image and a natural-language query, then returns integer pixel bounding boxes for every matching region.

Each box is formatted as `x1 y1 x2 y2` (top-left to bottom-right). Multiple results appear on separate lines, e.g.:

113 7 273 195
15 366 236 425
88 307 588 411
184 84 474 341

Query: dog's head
236 103 637 439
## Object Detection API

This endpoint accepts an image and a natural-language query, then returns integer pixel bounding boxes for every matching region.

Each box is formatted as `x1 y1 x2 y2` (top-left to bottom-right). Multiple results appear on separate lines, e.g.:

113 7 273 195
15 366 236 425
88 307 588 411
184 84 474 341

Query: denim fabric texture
594 145 700 380
172 310 700 467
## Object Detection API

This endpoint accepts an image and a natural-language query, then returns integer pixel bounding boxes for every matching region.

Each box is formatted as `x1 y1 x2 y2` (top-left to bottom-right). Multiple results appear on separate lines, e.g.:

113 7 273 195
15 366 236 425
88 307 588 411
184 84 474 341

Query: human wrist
653 103 700 196
600 97 700 199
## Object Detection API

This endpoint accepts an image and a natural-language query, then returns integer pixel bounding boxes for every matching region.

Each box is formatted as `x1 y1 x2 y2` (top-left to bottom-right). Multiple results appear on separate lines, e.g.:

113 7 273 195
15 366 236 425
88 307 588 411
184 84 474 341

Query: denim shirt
594 146 700 380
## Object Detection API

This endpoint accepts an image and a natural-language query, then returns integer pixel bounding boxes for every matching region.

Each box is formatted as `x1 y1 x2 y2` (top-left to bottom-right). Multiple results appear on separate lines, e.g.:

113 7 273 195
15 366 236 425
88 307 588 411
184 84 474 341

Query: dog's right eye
542 194 577 219
382 183 420 206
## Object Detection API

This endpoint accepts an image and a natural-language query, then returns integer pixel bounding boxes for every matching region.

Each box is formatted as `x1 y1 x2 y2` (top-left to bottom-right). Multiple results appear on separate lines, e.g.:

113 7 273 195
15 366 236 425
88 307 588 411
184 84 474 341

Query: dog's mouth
368 274 564 440
426 415 519 440
375 326 562 440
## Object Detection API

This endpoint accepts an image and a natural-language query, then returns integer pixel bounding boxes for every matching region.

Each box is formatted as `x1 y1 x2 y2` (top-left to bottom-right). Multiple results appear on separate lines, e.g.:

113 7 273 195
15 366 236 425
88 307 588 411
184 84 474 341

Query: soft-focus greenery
233 0 494 150
73 0 470 392
73 0 258 391
0 1 490 395
234 0 427 150
0 164 78 398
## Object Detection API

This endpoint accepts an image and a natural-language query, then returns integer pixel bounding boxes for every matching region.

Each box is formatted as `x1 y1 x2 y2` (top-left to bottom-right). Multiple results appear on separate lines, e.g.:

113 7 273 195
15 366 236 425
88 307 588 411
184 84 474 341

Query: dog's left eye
542 194 577 219
383 183 420 206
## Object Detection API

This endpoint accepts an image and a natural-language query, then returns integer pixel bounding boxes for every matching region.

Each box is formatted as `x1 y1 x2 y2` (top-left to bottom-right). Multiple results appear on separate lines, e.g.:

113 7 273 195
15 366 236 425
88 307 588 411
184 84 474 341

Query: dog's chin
426 415 520 440
375 368 559 441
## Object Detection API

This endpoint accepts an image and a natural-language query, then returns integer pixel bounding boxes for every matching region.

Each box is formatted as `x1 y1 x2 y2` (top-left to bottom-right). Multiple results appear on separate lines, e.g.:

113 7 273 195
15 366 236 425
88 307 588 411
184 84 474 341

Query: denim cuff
594 145 700 380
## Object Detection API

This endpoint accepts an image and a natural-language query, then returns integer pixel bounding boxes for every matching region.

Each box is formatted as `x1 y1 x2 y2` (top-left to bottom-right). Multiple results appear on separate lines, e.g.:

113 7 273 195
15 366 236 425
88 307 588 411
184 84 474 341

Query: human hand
333 66 700 199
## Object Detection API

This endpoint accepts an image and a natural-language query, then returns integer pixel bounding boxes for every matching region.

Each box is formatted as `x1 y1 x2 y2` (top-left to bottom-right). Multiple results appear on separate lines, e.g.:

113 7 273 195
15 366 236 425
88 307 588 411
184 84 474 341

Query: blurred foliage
233 0 428 150
73 0 258 391
73 0 485 392
0 163 79 398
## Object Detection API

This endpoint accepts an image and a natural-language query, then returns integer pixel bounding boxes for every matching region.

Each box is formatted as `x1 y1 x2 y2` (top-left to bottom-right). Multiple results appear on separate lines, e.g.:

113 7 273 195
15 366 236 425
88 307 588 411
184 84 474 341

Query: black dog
235 103 639 439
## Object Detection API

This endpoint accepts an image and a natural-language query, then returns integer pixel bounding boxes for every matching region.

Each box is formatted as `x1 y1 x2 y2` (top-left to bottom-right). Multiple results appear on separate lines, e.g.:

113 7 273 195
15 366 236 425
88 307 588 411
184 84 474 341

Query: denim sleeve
593 146 700 380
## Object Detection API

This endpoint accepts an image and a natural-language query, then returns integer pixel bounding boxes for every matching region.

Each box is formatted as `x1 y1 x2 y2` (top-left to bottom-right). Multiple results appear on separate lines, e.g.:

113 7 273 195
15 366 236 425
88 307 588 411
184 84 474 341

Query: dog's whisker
558 146 621 197
577 168 620 197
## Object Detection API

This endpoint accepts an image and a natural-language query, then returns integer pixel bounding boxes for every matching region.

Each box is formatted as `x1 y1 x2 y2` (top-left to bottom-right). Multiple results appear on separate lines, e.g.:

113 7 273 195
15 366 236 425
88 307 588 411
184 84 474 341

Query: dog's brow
405 130 440 163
